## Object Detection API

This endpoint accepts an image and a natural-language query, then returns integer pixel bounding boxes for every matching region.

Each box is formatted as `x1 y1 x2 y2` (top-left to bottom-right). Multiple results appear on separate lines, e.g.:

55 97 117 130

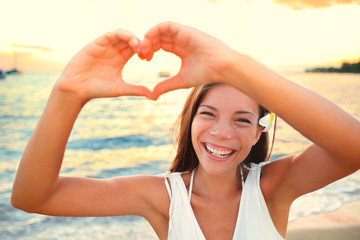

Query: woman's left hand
140 22 235 99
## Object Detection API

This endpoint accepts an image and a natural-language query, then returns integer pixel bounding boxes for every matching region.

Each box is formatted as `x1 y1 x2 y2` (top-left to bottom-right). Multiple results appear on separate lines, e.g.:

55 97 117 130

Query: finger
96 29 130 46
128 37 141 54
141 22 193 61
120 83 153 99
111 29 137 44
141 22 179 61
113 29 142 54
140 33 162 61
152 75 188 100
156 21 182 37
96 29 140 53
139 38 156 61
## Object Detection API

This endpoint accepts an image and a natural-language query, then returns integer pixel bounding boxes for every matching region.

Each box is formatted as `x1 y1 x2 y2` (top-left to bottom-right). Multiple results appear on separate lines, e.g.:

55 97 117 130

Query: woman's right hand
140 22 236 99
58 29 152 103
11 28 154 214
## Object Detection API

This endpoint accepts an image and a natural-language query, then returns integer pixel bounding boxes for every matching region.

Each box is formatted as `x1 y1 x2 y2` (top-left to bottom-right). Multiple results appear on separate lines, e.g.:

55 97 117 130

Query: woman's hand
140 22 235 99
58 29 152 103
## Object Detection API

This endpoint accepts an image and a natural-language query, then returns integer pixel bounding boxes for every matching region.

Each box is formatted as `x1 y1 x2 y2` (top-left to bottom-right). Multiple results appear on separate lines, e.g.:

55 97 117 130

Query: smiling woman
193 84 262 170
11 22 360 240
170 83 271 174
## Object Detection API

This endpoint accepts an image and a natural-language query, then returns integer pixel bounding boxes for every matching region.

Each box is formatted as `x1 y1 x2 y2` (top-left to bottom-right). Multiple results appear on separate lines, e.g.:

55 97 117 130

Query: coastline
287 200 360 240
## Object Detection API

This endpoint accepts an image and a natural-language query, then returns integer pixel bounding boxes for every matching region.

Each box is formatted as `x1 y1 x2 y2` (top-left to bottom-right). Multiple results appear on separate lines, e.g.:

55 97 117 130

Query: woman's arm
141 22 360 198
11 87 82 212
11 29 159 216
223 53 360 198
222 54 360 168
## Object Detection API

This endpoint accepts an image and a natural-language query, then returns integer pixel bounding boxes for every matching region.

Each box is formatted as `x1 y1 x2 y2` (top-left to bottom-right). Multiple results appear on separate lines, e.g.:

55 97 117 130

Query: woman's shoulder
120 174 171 235
260 156 296 201
125 174 171 218
134 173 171 193
261 155 295 177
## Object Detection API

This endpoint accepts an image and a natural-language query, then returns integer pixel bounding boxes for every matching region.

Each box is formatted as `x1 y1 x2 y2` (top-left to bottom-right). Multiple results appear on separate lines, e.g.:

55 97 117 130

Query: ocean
1 71 359 239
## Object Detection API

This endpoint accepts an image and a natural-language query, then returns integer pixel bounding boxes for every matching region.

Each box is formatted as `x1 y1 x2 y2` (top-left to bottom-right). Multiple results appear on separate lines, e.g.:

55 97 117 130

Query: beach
1 72 360 239
287 200 360 240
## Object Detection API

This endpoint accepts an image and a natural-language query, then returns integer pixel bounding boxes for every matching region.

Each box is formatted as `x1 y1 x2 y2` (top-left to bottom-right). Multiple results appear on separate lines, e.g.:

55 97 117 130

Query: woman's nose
209 124 233 139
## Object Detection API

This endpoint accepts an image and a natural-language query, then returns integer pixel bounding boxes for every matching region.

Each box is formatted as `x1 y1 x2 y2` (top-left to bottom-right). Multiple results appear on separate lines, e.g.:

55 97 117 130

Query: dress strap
163 171 172 200
188 168 195 201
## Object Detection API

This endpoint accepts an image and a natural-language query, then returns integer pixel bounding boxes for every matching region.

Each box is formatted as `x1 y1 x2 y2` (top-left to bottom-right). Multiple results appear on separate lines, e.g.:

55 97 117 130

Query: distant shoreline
306 60 360 73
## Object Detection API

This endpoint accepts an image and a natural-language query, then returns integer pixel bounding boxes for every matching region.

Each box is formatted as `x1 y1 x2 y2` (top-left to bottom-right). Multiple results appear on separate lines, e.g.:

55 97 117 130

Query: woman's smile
203 143 236 161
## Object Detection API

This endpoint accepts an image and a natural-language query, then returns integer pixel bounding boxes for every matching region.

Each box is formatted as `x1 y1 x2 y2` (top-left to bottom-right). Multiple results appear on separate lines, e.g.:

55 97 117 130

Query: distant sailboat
158 71 171 78
1 43 22 79
0 69 6 79
6 43 21 75
6 68 21 75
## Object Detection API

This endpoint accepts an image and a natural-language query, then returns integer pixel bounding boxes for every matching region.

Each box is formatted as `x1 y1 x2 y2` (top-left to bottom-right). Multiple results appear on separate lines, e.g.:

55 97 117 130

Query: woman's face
191 84 262 176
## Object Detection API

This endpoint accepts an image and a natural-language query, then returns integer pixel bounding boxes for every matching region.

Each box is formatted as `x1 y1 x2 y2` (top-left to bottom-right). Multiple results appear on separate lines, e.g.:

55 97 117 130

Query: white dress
162 163 285 240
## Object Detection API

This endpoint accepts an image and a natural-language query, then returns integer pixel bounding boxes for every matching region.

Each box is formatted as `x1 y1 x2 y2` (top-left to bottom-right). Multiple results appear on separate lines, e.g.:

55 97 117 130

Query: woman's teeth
205 144 233 158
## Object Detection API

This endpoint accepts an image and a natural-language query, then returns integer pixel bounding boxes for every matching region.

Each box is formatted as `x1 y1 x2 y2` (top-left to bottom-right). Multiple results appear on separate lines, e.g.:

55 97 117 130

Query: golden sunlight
0 0 359 72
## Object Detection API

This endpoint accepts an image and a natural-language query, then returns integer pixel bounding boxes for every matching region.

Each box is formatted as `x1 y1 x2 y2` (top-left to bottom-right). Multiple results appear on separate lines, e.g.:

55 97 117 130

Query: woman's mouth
204 143 235 159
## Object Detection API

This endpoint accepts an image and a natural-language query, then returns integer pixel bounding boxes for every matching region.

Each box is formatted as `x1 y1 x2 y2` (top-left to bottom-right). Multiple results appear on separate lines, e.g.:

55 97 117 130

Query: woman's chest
191 195 241 240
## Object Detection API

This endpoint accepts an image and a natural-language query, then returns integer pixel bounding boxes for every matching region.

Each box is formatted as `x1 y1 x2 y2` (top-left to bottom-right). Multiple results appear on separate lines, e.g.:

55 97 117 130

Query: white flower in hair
259 113 275 132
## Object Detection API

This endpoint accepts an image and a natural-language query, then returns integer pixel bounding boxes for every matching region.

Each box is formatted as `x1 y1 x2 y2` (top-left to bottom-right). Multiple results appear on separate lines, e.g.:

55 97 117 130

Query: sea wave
67 134 169 151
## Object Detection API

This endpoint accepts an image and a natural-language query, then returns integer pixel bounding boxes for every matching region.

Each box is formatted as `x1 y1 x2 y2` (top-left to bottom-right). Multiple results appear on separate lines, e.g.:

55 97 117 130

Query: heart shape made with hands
123 50 181 99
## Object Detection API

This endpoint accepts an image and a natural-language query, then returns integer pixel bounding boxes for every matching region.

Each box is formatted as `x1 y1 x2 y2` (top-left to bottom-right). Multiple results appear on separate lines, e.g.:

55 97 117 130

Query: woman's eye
200 111 215 117
236 118 251 124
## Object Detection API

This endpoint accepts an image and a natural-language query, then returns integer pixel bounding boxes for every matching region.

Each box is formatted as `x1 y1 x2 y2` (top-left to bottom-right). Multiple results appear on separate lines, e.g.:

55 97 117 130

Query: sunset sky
0 0 359 72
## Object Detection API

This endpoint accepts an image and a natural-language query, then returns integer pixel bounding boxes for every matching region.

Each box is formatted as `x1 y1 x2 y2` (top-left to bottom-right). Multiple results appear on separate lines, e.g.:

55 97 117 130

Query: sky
0 0 359 72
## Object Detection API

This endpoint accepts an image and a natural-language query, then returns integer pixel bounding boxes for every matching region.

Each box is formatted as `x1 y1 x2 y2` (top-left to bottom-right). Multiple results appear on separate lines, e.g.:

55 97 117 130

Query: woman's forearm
223 52 360 167
11 28 151 212
11 84 85 211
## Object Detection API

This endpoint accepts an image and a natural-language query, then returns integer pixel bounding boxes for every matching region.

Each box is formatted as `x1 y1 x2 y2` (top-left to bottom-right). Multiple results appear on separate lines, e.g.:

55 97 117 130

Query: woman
11 22 360 239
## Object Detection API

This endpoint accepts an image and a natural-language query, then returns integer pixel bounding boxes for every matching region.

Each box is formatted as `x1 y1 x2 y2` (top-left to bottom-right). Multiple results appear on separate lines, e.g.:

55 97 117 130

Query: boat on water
6 68 21 75
0 68 22 79
1 43 25 79
158 71 171 78
0 70 6 79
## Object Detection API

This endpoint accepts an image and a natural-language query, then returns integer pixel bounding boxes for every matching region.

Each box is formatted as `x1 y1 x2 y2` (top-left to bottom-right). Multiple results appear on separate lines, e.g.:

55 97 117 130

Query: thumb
152 74 188 100
121 83 153 99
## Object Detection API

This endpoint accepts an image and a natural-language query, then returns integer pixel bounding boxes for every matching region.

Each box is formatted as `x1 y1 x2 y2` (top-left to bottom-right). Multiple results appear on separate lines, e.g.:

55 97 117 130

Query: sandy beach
287 200 360 240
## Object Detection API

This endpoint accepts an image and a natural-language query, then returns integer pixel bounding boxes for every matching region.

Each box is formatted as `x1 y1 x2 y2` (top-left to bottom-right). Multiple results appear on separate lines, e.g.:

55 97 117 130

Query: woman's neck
192 166 243 201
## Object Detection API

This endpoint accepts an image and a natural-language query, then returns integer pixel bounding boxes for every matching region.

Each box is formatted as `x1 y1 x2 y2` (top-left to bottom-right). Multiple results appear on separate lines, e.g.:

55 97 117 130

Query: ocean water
1 71 359 239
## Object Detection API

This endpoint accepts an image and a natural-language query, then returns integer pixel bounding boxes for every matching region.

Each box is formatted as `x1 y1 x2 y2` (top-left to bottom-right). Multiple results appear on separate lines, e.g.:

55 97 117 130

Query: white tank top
162 163 285 240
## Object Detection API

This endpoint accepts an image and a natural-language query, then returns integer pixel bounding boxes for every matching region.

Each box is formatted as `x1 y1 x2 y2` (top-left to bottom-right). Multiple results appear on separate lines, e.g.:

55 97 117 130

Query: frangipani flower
259 113 275 132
